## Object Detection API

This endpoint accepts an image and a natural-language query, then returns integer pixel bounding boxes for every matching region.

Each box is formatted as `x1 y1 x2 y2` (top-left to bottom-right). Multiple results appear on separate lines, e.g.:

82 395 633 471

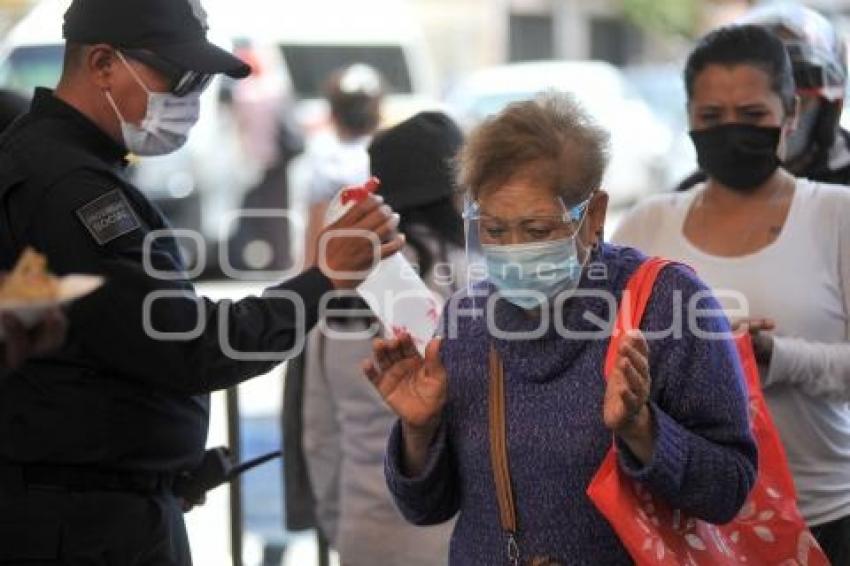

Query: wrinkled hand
2 309 67 370
603 330 651 435
733 318 775 366
363 333 447 432
319 194 405 290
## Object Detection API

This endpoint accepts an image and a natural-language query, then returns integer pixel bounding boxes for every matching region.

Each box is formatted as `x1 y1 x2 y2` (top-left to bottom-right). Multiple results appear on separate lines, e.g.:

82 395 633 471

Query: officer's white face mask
104 52 201 157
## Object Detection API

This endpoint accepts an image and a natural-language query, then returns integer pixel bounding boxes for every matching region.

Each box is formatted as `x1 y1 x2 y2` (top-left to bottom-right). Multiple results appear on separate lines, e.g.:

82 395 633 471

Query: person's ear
584 189 609 248
86 45 119 90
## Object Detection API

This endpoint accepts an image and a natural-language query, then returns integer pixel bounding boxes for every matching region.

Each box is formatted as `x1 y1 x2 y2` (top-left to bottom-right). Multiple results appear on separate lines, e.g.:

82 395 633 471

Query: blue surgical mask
483 236 584 310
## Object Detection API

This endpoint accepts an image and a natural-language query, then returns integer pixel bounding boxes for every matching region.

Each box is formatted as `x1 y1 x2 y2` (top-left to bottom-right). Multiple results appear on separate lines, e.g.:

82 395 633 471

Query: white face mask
104 52 201 156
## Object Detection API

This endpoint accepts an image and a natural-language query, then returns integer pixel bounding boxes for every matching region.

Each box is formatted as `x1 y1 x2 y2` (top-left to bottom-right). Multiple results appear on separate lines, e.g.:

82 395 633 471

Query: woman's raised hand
363 332 447 431
604 330 655 464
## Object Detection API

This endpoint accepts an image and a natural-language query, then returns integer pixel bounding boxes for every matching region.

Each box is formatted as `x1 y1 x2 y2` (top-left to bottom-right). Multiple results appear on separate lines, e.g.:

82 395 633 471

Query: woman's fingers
733 317 777 333
750 318 776 333
363 359 380 385
384 337 404 365
621 358 649 399
605 373 638 430
388 334 419 365
364 357 408 400
367 336 424 390
375 333 421 370
619 386 641 415
372 338 393 372
423 337 444 373
621 341 649 382
622 330 648 357
399 333 419 360
617 331 650 405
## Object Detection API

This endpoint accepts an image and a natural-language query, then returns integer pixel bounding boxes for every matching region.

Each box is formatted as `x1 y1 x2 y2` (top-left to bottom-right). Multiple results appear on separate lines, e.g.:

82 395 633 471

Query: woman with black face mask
614 24 850 565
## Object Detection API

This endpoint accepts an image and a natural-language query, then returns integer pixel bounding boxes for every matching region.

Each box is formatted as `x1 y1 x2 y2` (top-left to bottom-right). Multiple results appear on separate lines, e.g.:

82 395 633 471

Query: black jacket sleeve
22 173 333 395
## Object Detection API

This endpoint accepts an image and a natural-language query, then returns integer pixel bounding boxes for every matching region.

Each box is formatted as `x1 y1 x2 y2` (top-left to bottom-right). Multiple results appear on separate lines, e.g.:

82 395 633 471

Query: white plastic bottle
323 178 440 355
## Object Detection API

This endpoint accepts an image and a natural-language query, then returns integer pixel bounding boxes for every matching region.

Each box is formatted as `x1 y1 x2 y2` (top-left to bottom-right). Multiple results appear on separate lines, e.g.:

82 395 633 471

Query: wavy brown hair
458 91 610 203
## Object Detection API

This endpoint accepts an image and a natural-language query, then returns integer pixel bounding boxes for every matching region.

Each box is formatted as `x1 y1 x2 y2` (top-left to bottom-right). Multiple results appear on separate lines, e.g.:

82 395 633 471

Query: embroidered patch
76 189 141 246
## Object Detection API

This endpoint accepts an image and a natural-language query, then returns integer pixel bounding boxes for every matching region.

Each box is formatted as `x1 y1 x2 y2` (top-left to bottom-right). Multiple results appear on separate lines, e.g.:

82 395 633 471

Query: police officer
0 0 403 564
677 3 850 191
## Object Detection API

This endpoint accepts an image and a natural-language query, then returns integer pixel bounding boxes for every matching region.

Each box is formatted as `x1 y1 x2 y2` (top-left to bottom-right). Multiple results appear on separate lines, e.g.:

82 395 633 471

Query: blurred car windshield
448 62 646 131
280 44 413 97
624 65 689 131
0 44 63 94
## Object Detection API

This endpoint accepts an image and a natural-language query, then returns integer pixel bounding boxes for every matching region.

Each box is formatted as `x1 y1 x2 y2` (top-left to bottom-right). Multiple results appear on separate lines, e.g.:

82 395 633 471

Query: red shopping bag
586 258 829 566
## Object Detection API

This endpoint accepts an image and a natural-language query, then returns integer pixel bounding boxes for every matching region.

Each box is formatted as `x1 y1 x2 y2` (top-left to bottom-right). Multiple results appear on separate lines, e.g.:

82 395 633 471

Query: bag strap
603 258 673 379
489 345 521 564
489 346 516 529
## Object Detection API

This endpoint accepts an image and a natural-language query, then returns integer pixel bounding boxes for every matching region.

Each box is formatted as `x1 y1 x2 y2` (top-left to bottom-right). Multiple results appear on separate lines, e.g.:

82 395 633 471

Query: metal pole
317 529 330 566
227 386 244 566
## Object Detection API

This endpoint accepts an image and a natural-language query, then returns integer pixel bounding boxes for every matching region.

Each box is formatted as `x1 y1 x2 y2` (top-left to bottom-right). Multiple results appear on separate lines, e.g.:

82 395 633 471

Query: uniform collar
29 87 129 167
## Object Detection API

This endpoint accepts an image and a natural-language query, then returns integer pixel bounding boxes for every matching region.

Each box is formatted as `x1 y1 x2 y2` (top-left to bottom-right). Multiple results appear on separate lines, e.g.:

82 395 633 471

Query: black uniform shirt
0 88 333 472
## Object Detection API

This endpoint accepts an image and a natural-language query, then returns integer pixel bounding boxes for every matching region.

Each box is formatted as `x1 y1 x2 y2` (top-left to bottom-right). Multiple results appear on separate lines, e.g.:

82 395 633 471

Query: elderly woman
362 93 757 564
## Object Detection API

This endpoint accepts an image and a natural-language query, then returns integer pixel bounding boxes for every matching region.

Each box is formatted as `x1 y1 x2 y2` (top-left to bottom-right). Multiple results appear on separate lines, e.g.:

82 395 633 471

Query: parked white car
445 61 672 206
204 0 439 135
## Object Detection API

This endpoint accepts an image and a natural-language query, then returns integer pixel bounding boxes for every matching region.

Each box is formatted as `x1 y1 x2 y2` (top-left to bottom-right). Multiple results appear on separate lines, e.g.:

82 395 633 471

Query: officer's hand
1 309 67 370
318 194 405 290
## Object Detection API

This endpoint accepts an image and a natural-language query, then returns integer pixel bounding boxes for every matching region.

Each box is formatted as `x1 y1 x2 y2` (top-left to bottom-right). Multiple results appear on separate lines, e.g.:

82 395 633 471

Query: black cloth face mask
690 124 782 192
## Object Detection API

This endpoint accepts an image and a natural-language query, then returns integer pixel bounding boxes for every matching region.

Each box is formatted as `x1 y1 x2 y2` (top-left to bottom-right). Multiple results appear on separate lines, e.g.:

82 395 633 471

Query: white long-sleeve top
612 178 850 527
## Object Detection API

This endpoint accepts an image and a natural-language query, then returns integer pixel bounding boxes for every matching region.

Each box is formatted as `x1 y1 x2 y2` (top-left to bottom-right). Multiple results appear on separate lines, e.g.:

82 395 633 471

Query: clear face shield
785 41 847 101
462 192 593 306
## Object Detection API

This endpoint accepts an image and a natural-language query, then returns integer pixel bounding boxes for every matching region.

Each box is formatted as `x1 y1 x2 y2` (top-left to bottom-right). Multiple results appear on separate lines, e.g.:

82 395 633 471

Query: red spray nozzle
340 177 381 205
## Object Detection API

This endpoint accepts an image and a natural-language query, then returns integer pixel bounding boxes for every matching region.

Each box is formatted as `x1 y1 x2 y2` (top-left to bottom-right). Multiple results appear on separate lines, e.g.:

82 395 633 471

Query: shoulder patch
75 189 141 245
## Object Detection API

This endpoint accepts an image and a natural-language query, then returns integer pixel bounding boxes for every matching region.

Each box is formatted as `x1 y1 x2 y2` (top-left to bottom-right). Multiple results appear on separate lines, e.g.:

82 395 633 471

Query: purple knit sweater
384 244 757 565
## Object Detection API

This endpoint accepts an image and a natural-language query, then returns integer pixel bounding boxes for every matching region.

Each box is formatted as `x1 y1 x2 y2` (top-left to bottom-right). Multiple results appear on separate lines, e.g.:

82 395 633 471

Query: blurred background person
744 4 850 184
677 3 850 192
280 63 385 557
302 64 384 267
302 111 463 566
613 25 850 564
223 42 305 274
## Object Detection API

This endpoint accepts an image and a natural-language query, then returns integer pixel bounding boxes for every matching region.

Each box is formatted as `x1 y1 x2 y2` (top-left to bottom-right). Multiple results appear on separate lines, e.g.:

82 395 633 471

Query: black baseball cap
63 0 251 79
